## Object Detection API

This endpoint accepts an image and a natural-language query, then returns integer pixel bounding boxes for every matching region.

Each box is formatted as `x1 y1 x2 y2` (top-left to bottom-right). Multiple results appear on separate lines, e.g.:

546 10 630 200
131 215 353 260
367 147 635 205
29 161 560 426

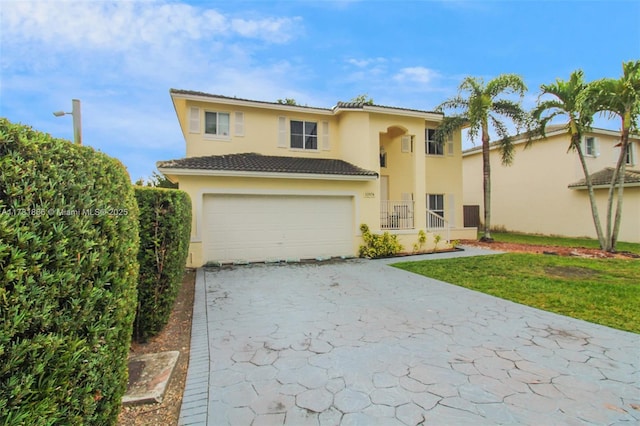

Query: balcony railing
381 200 414 230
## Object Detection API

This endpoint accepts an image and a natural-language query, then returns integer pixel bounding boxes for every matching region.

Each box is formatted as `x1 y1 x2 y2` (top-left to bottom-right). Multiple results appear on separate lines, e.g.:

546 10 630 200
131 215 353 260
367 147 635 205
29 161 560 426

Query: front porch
380 200 452 241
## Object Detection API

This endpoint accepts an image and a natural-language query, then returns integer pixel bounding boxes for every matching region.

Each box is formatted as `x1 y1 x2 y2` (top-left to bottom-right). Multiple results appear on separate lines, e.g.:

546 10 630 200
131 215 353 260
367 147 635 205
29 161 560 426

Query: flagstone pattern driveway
179 248 640 425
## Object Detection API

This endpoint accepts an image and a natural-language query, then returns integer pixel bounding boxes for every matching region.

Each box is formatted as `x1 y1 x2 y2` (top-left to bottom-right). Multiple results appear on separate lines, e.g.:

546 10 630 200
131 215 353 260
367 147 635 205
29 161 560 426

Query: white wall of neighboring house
462 128 640 243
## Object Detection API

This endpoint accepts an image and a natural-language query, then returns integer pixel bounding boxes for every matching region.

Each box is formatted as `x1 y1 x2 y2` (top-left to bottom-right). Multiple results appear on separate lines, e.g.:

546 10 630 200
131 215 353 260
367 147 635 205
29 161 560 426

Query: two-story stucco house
158 89 476 267
462 125 640 243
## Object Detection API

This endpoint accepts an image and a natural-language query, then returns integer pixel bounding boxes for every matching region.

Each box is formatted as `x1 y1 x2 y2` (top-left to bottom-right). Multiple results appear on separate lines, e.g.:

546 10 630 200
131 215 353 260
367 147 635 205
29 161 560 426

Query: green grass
483 231 640 254
393 253 640 334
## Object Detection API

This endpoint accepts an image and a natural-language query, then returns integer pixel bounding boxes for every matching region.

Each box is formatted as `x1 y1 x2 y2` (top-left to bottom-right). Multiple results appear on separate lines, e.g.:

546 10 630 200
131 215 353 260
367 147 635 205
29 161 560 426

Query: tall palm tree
583 60 640 251
531 70 606 249
436 74 528 241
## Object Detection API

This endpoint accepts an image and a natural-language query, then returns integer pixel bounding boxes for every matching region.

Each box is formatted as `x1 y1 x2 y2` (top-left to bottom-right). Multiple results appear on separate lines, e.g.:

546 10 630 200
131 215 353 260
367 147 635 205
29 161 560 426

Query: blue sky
2 0 639 182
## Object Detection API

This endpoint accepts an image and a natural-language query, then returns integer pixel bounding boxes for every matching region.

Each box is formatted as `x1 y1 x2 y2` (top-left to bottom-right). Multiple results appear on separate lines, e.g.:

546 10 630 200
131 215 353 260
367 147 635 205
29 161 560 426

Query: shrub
358 223 403 258
0 119 139 424
133 186 191 342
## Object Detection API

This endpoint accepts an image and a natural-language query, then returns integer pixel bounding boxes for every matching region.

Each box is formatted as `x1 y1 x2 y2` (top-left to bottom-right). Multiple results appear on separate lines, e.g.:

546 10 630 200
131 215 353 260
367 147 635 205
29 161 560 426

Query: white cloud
1 1 302 52
393 67 440 84
346 57 387 68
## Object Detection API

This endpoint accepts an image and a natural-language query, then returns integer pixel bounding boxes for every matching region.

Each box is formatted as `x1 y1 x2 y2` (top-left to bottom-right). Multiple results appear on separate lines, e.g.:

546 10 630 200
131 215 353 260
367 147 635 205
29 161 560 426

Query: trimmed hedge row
0 119 139 425
133 186 191 342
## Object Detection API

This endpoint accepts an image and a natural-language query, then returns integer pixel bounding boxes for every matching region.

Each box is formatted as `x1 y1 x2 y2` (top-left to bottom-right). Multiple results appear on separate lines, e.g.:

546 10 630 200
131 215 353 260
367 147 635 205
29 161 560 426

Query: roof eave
569 182 640 190
333 105 443 121
156 167 378 181
170 91 333 115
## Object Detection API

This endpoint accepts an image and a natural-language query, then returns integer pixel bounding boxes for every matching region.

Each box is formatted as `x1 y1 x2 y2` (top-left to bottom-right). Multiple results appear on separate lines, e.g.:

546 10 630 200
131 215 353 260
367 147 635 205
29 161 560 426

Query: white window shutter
595 138 600 157
321 121 330 151
401 135 411 153
189 107 200 133
447 134 454 156
278 116 287 148
234 112 244 136
448 194 455 225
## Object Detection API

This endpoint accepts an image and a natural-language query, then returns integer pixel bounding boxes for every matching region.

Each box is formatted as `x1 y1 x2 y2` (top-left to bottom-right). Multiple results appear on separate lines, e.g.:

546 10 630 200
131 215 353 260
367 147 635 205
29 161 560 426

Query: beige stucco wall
168 94 476 266
462 131 640 243
174 174 379 267
181 99 339 159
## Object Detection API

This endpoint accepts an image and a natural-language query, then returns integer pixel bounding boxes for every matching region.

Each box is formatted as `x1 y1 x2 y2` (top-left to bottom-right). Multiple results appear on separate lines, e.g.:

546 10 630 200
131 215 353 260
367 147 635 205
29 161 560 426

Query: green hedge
133 186 191 342
0 119 139 425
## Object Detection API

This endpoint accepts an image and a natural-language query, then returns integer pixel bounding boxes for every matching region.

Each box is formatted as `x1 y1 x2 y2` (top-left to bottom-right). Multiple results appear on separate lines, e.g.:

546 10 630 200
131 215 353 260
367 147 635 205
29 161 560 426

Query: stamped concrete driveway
179 248 640 425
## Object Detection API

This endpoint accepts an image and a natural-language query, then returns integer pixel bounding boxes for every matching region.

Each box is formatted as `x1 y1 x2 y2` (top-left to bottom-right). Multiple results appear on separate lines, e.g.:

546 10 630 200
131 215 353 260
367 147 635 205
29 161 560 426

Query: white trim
157 167 377 181
172 91 444 120
463 127 640 157
570 182 640 190
333 104 443 121
171 92 333 115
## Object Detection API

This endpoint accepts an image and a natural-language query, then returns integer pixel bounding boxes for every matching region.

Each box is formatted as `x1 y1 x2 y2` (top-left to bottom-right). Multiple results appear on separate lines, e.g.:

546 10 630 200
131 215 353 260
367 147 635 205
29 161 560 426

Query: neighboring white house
462 125 640 243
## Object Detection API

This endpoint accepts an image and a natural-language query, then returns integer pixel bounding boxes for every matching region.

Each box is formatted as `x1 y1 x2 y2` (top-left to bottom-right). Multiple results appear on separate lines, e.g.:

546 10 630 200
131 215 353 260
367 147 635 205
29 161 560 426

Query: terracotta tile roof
170 89 440 115
334 101 440 115
568 167 640 188
157 153 379 177
170 89 332 111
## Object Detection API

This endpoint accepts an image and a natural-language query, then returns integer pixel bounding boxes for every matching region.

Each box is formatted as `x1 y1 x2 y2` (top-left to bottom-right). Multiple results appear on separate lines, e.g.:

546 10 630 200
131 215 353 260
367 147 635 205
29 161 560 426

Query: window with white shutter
321 121 330 151
401 135 412 153
189 107 200 134
234 112 244 136
278 116 287 148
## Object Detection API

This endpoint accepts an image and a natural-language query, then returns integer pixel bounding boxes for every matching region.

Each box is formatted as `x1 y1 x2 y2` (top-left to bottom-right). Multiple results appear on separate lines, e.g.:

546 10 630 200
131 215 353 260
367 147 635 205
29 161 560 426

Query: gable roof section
170 89 442 119
170 89 333 114
157 153 378 181
568 167 640 189
462 125 640 157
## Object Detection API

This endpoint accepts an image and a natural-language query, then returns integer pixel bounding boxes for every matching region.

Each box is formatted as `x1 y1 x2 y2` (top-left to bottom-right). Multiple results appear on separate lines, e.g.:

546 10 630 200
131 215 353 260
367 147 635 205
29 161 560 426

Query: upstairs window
205 111 230 137
425 128 443 155
291 120 318 150
626 142 635 165
585 136 597 156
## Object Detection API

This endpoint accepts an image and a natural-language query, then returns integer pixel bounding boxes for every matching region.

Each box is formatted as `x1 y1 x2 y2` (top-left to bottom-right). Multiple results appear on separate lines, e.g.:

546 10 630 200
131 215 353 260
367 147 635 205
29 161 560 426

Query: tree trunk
574 140 606 249
611 126 630 250
605 132 628 252
480 126 493 242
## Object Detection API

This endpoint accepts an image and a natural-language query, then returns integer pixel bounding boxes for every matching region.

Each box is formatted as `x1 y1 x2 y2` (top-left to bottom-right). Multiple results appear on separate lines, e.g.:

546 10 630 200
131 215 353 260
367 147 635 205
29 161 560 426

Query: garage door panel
203 194 353 263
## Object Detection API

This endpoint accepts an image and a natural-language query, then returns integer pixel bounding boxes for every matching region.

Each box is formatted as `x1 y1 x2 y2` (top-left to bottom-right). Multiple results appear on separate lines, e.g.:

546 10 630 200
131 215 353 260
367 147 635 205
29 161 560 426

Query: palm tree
436 74 528 241
583 60 640 251
531 70 606 249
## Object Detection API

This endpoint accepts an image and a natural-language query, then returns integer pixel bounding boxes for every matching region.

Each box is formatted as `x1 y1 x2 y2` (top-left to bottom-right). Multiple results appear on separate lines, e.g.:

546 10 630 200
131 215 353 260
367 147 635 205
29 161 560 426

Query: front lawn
482 231 640 254
393 253 640 334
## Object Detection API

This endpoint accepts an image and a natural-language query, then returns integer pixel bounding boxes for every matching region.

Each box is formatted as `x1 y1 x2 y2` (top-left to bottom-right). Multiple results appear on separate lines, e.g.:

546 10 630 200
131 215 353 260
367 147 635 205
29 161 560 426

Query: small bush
358 223 403 258
0 119 139 425
133 186 191 342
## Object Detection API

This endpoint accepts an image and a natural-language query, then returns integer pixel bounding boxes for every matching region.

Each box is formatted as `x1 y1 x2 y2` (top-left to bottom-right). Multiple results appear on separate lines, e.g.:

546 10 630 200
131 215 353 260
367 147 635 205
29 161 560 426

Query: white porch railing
426 209 451 242
380 200 414 230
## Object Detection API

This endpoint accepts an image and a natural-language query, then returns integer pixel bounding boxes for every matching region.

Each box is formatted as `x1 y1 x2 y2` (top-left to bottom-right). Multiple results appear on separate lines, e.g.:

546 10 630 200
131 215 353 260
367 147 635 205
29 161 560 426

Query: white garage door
203 194 354 263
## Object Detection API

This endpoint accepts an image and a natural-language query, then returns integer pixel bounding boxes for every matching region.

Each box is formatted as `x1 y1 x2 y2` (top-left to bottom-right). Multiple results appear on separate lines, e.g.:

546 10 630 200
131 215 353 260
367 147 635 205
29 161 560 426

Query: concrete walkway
179 247 640 425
